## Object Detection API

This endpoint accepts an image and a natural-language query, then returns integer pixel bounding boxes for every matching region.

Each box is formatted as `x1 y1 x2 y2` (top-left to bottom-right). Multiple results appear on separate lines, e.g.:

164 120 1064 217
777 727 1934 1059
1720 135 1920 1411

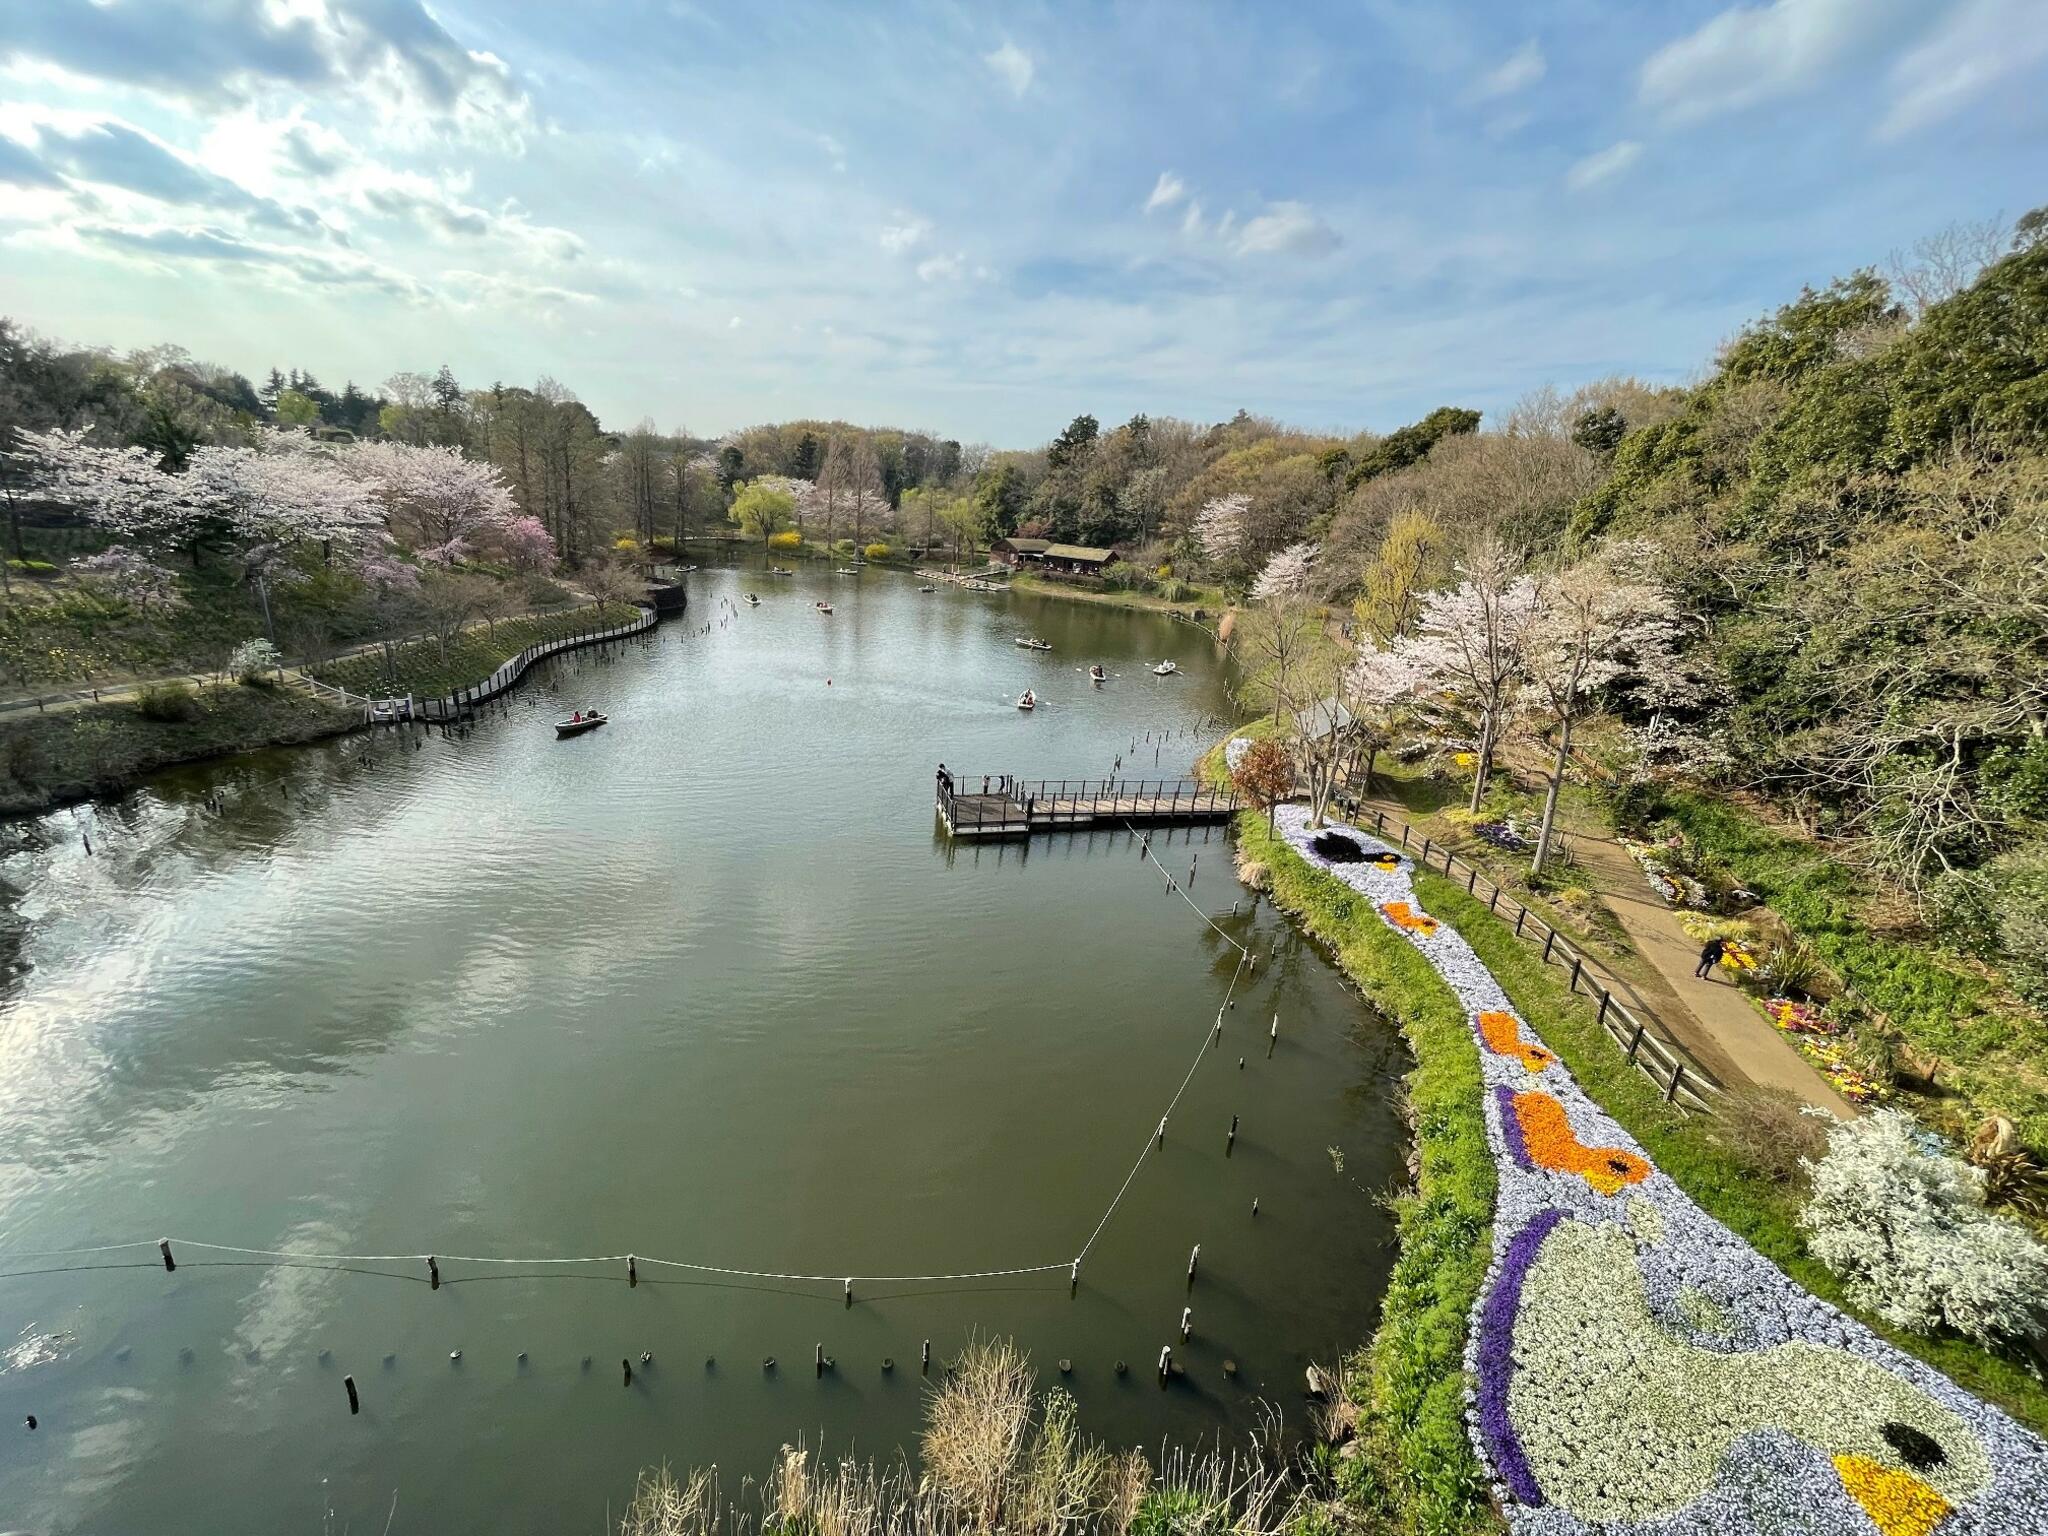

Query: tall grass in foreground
619 1339 1353 1536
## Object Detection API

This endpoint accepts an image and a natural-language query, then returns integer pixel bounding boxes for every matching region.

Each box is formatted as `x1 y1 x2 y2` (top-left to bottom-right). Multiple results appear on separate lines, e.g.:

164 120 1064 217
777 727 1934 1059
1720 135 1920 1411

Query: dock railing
1335 794 1720 1113
937 774 1236 836
316 605 659 725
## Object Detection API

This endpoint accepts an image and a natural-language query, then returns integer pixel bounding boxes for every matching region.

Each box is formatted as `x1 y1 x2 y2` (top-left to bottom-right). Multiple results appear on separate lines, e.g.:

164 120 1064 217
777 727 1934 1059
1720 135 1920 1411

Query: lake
0 560 1405 1534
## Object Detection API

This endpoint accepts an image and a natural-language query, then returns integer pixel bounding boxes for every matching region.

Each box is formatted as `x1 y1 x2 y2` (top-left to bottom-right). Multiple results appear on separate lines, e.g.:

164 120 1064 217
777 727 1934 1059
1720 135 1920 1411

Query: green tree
727 478 794 552
274 389 320 428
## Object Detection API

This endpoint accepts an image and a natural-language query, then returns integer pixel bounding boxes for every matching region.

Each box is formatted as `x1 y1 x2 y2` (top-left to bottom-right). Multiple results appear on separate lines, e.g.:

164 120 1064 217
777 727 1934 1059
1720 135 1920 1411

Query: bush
135 680 197 722
228 638 281 683
1800 1110 2048 1349
766 530 803 551
6 558 58 575
862 542 892 561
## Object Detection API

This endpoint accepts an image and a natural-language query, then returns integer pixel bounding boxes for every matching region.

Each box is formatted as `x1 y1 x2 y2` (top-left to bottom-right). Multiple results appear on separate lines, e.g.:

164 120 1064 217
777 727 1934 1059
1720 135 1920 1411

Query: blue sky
1 0 2044 445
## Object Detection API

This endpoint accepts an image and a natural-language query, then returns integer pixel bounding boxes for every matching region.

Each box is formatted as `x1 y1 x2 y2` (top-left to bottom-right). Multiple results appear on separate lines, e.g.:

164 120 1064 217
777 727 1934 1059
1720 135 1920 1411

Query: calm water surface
0 562 1405 1534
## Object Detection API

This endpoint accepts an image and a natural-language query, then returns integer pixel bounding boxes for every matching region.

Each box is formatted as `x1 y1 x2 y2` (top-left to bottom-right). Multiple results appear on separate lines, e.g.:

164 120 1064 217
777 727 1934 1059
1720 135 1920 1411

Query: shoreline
1007 570 1229 624
0 686 363 818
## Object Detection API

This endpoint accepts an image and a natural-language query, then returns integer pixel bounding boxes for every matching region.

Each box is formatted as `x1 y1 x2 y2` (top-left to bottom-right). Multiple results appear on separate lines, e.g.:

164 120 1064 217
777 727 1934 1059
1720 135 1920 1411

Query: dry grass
616 1339 1339 1536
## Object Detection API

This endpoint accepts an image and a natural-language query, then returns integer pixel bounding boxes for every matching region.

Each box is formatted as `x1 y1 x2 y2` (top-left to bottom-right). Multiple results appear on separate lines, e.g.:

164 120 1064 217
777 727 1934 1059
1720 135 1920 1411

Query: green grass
309 602 639 700
1236 812 1497 1536
0 683 357 814
1630 787 2048 1150
1010 570 1227 617
1413 868 2048 1432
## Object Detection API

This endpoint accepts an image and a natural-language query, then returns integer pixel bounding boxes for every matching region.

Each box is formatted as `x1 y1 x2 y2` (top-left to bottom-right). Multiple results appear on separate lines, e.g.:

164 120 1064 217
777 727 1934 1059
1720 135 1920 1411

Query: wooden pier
937 772 1237 838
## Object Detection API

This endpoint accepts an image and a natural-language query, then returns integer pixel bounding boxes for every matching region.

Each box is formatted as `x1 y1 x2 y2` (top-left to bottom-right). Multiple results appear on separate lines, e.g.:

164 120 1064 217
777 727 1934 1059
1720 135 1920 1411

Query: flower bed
1277 802 2048 1535
1765 997 1889 1106
1623 834 1712 909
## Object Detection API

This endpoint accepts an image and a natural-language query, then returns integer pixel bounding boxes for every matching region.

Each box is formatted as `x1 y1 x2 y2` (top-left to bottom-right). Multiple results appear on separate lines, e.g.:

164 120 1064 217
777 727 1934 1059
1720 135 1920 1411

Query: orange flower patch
1511 1090 1650 1195
1476 1010 1555 1073
1380 901 1439 936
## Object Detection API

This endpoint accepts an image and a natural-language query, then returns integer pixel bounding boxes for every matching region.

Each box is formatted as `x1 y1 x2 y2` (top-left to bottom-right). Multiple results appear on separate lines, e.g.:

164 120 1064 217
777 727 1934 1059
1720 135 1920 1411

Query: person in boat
571 710 582 722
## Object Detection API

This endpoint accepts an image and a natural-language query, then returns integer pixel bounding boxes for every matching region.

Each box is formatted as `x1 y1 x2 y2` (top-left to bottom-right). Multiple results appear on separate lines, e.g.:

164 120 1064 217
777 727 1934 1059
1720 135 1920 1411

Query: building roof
996 537 1052 552
1042 544 1117 564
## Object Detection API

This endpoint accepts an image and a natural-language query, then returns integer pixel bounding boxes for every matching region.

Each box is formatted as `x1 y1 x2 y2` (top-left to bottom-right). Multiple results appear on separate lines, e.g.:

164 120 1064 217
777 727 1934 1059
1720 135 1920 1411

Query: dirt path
1567 832 1856 1117
1342 778 1855 1118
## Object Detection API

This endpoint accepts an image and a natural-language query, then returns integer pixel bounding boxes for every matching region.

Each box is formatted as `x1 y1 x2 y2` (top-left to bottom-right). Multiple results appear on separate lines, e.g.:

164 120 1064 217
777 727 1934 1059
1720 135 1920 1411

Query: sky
1 0 2044 447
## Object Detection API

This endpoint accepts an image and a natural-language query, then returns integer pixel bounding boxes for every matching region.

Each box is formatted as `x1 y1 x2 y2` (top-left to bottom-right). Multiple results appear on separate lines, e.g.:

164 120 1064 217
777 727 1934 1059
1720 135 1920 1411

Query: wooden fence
1335 797 1721 1114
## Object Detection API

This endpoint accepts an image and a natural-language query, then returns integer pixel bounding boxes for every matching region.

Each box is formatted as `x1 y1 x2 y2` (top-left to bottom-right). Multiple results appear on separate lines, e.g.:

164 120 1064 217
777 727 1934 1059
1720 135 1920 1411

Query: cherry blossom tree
1231 735 1295 832
1406 543 1543 813
1194 493 1250 564
500 514 556 574
73 545 181 611
1342 640 1426 796
182 440 386 556
343 440 517 560
1249 540 1318 602
7 426 194 550
1521 552 1685 873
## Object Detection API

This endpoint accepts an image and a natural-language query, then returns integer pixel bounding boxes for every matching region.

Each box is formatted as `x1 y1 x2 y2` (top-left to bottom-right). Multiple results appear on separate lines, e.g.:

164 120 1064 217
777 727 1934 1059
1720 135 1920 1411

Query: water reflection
0 563 1403 1535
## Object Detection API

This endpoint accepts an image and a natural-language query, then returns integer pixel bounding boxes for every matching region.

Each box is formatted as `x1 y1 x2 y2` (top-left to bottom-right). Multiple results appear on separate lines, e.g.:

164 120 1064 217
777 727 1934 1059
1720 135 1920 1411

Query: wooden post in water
1157 1116 1167 1146
1226 1114 1238 1154
344 1375 359 1415
922 1339 930 1374
159 1240 175 1272
1157 1345 1172 1385
1186 1244 1200 1287
815 1343 825 1377
844 1277 852 1308
1181 1307 1192 1341
428 1256 439 1290
628 1255 638 1288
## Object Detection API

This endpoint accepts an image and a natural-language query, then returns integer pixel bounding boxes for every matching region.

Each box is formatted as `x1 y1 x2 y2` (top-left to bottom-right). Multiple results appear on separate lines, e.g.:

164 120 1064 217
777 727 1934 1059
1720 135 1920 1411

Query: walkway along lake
0 561 1406 1534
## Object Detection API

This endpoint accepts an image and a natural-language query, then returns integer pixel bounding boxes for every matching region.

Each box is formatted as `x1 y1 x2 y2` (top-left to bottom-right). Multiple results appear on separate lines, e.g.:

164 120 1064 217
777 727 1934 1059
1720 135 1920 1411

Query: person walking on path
1694 935 1727 979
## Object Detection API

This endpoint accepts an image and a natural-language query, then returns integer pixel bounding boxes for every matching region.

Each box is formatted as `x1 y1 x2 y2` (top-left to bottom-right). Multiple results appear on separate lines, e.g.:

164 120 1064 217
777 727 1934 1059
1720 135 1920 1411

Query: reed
617 1338 1335 1536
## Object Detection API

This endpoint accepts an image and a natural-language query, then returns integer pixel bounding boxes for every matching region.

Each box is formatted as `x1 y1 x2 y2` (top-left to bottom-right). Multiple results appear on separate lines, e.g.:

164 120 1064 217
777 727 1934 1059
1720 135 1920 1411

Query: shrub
1714 1089 1829 1187
135 680 198 722
862 542 892 561
228 638 282 683
766 530 803 551
1799 1109 2048 1348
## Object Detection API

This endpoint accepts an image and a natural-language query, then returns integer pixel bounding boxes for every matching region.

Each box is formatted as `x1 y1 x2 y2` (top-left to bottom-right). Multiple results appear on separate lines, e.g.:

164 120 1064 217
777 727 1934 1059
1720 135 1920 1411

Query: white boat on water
917 585 937 593
1016 690 1036 711
1013 637 1052 651
743 594 761 606
836 567 859 575
1152 660 1178 676
816 601 834 614
769 566 795 576
1089 664 1106 683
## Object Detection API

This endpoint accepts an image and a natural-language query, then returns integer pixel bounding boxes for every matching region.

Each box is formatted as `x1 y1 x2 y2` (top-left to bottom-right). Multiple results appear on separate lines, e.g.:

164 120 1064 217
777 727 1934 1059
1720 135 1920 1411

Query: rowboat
836 567 859 575
816 601 834 614
1013 637 1052 651
744 594 761 606
917 585 937 593
769 566 795 576
1152 660 1178 676
1089 665 1106 683
1016 690 1036 711
556 712 607 737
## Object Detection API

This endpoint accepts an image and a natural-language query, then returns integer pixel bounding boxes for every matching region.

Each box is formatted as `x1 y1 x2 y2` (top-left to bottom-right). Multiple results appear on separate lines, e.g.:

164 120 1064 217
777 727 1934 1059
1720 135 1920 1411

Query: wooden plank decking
938 773 1236 837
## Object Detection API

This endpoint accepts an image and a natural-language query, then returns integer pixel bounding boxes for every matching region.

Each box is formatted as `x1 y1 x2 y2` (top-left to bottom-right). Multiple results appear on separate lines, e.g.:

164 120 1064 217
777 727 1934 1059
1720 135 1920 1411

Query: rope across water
2 826 1255 1290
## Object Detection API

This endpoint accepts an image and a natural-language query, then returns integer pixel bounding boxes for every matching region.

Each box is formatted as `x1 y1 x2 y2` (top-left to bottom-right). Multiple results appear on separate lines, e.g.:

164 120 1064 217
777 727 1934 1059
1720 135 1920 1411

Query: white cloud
984 41 1034 97
1638 0 1915 122
1565 140 1643 191
1472 40 1545 101
1180 199 1204 237
1881 0 2048 138
1234 200 1339 258
916 251 965 282
1143 171 1186 214
727 315 743 329
878 217 929 253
